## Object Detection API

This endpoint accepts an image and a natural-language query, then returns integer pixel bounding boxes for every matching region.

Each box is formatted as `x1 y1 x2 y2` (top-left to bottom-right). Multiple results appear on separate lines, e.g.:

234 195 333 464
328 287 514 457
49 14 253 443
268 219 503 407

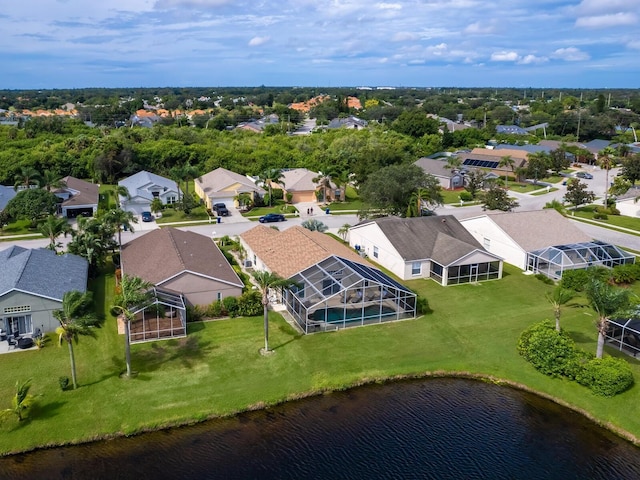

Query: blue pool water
310 304 396 323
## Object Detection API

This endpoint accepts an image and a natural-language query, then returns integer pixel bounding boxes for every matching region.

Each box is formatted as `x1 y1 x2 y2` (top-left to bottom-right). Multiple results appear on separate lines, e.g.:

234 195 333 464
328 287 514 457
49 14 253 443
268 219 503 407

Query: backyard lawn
3 264 640 454
571 206 640 234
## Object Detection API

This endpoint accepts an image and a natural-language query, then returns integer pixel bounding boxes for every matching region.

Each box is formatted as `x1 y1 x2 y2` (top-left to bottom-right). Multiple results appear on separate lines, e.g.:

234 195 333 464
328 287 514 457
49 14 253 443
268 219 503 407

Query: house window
335 189 341 198
166 196 177 204
3 305 31 314
152 191 160 198
411 262 421 276
217 292 222 301
373 246 379 258
483 237 491 249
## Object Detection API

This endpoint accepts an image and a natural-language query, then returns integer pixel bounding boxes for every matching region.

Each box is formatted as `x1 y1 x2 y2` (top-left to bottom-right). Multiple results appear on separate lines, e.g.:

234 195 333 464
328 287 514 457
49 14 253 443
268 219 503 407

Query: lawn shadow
187 322 205 334
134 336 215 373
82 368 123 387
32 400 66 421
272 323 303 351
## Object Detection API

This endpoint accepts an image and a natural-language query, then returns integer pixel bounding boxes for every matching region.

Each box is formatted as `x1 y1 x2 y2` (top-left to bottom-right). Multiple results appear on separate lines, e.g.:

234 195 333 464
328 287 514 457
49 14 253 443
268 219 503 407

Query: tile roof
196 167 265 197
477 209 592 251
280 168 324 192
240 225 366 278
59 176 99 207
0 246 88 300
360 216 491 265
121 228 243 287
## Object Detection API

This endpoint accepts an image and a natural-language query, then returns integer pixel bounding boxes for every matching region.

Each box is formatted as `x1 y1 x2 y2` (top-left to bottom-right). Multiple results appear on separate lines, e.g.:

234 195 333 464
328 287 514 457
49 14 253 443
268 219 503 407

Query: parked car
575 171 594 180
213 203 229 216
141 211 154 222
259 213 286 223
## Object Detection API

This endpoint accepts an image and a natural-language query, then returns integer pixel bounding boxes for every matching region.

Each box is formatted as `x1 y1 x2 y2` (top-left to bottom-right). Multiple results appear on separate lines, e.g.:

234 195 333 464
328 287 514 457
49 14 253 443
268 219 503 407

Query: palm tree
301 218 328 232
444 156 462 172
113 185 130 210
312 171 335 204
13 166 42 191
54 291 100 390
150 198 163 218
546 287 574 332
598 147 617 208
585 279 631 359
251 271 296 354
406 188 433 217
0 380 38 422
111 275 153 377
498 155 515 187
337 223 351 242
41 170 64 192
38 214 72 252
257 168 285 207
102 208 137 250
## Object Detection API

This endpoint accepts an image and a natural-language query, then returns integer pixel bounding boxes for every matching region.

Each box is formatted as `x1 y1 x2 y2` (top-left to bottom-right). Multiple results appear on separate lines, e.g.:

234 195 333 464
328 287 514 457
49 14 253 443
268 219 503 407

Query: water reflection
0 378 638 480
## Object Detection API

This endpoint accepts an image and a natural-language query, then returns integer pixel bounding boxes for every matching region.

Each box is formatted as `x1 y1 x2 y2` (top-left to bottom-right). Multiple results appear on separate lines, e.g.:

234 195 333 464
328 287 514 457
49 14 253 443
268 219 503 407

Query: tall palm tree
38 214 72 252
181 161 199 199
498 155 515 187
312 171 334 204
251 271 296 354
102 208 137 250
41 170 64 192
598 147 617 208
444 156 462 172
13 166 42 191
337 223 351 242
585 279 631 359
112 185 130 210
406 188 433 217
546 287 574 332
111 275 153 377
54 291 100 390
257 168 285 206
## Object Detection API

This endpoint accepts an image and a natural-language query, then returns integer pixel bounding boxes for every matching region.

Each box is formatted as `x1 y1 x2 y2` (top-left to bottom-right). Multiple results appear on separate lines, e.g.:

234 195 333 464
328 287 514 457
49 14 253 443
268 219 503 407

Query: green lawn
0 219 39 238
509 182 545 193
3 264 640 454
531 187 559 196
242 203 297 217
155 206 210 224
572 206 640 234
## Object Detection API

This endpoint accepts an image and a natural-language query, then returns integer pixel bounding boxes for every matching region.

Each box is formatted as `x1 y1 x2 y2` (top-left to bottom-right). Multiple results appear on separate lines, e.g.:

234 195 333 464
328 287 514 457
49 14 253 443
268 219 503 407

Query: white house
118 171 182 215
349 216 503 286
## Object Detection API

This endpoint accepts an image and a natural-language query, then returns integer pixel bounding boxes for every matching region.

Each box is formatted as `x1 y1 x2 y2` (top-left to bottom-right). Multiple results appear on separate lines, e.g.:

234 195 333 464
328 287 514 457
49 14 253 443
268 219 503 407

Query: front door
470 264 479 283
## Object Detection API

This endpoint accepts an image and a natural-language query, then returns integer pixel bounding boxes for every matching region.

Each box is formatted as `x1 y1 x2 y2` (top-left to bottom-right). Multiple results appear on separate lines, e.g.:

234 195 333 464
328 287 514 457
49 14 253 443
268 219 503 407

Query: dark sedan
259 213 286 223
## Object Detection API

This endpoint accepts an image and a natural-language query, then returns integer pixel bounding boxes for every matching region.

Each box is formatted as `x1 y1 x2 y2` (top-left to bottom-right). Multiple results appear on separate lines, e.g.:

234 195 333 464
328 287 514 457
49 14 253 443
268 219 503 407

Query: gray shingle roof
0 185 17 210
365 215 492 265
0 246 88 300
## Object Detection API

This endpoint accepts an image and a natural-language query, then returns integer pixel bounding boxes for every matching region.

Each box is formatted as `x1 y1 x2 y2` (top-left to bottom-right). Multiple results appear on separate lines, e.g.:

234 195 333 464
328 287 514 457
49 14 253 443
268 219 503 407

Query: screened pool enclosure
606 318 640 358
282 255 417 334
527 241 635 280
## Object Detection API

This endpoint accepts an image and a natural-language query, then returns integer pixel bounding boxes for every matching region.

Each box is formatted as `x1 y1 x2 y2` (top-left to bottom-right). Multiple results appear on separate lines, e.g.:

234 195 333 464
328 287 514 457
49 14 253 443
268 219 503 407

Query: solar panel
462 159 499 169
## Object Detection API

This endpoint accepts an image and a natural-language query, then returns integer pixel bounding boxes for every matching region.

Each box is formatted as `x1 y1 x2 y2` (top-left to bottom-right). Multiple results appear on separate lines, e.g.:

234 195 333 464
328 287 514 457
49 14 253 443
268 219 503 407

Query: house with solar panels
457 148 529 175
240 225 417 334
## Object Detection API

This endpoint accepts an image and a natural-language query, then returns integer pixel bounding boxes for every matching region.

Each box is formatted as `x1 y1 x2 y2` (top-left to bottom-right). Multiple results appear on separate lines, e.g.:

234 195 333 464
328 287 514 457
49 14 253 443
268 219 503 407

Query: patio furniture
0 329 6 341
17 337 34 349
7 337 17 350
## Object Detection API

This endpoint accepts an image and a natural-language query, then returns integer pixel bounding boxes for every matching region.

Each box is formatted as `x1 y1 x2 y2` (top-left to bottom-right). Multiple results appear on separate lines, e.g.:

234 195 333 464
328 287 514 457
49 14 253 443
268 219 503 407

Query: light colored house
55 176 99 218
121 227 244 307
118 170 181 215
240 225 416 333
348 216 503 285
194 167 265 211
277 168 344 204
0 246 88 337
459 209 635 279
458 148 529 176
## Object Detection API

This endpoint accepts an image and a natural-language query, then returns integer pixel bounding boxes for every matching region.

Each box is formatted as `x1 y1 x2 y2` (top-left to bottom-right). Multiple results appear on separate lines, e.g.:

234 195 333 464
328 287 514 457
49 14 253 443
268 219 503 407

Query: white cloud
490 51 519 62
392 31 418 42
376 2 402 10
627 40 640 50
463 21 496 35
155 0 231 8
248 36 269 46
572 0 639 16
576 12 637 28
518 54 547 65
551 47 590 61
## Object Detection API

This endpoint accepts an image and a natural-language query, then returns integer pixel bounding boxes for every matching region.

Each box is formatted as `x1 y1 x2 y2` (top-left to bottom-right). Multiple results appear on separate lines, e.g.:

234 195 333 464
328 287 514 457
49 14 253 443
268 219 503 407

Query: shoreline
2 370 638 458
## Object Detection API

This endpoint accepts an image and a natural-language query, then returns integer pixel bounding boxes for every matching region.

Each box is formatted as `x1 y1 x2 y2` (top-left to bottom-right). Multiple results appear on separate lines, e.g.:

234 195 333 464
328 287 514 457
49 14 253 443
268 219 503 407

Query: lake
1 378 639 479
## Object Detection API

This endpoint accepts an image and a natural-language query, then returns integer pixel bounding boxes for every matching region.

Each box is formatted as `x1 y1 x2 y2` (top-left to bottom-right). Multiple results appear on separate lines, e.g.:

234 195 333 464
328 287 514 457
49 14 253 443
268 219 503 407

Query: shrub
534 273 555 285
593 212 608 220
560 267 610 292
206 300 226 318
416 296 432 315
58 376 70 391
186 305 205 323
611 264 640 285
518 321 581 378
576 357 634 396
237 291 262 316
222 296 239 317
459 191 473 202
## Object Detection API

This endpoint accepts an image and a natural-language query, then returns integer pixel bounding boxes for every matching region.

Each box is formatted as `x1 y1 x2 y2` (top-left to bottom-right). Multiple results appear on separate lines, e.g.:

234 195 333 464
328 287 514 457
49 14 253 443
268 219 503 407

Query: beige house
194 167 265 211
121 227 244 306
276 168 345 204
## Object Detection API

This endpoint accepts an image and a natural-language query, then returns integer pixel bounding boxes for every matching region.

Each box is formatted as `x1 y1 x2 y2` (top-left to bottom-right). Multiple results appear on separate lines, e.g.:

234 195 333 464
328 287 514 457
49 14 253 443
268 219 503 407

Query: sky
1 0 639 89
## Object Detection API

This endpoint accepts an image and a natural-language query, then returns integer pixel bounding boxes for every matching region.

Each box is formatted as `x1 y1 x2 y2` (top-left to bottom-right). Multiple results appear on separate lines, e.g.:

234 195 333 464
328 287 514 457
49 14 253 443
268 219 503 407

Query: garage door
125 203 150 215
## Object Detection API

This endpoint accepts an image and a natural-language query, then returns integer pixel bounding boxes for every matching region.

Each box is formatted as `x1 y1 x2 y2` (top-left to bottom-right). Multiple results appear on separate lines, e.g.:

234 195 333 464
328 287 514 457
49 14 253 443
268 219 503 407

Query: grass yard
572 206 640 234
0 219 39 238
2 265 640 454
242 203 297 218
531 187 559 196
509 182 545 193
155 206 209 224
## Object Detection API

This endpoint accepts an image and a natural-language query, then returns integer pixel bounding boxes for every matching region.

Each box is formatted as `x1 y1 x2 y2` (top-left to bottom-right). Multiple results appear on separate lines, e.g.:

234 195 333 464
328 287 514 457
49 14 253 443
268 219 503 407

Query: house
457 148 529 176
121 227 244 307
415 157 466 190
236 114 279 133
118 170 182 215
277 168 344 203
496 125 528 135
459 209 635 279
327 116 368 130
240 225 416 333
194 167 265 211
0 246 88 337
348 216 503 285
0 185 17 212
54 176 99 218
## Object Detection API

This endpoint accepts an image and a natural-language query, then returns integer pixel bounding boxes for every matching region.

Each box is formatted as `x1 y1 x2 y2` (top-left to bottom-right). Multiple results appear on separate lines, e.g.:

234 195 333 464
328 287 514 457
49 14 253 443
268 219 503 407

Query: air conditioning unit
244 260 253 268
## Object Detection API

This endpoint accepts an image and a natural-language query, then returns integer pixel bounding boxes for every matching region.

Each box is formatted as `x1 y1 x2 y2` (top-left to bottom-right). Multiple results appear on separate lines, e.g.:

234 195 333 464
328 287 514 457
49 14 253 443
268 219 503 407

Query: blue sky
1 0 639 89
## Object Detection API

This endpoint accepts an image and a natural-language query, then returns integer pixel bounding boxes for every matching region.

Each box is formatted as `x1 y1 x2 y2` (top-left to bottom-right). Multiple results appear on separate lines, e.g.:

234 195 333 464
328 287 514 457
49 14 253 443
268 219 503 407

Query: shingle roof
280 168 325 192
195 167 265 197
121 228 243 287
415 157 457 178
240 225 366 278
480 209 592 251
361 216 491 265
0 185 17 210
0 246 88 300
118 171 179 201
59 176 99 207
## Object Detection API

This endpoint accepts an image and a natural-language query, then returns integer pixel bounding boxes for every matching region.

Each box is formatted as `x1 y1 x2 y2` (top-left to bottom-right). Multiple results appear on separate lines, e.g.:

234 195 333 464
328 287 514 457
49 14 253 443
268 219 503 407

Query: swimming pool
310 305 397 324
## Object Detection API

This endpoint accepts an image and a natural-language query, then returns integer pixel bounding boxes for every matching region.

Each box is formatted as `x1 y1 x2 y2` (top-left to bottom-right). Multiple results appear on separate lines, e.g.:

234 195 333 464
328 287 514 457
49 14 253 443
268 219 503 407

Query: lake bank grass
2 265 640 455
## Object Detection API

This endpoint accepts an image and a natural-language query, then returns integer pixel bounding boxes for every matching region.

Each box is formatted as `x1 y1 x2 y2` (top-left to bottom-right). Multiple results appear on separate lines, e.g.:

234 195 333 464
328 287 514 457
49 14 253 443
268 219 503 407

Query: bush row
518 320 634 396
560 264 640 290
187 290 263 322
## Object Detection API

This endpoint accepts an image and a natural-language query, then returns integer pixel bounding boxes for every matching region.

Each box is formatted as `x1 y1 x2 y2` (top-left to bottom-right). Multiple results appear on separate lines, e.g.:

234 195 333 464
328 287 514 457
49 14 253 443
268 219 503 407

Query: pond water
1 378 639 480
